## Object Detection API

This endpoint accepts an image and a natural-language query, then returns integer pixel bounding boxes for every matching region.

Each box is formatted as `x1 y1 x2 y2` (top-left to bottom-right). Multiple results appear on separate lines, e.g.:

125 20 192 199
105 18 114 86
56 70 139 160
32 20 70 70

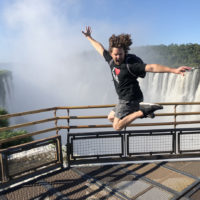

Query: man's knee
108 115 114 122
113 123 123 131
107 111 115 122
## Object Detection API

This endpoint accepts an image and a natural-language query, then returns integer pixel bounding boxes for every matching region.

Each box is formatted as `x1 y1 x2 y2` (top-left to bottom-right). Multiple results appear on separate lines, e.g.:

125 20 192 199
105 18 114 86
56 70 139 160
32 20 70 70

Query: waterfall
139 69 200 122
140 69 200 103
0 70 12 109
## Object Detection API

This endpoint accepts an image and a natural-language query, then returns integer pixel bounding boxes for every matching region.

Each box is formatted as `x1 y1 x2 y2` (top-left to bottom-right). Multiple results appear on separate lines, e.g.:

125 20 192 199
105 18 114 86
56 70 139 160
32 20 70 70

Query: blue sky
75 0 200 45
0 0 200 62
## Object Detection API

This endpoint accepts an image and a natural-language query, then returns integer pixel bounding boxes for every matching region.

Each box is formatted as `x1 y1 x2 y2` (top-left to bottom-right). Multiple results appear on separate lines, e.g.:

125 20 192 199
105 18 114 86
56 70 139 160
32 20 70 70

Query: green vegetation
133 43 200 68
0 108 33 149
0 130 33 149
0 108 9 127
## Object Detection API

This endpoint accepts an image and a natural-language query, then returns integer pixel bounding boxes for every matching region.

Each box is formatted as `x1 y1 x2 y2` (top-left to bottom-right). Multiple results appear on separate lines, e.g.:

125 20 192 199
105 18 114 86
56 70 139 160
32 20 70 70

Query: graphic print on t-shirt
115 68 120 75
112 67 120 83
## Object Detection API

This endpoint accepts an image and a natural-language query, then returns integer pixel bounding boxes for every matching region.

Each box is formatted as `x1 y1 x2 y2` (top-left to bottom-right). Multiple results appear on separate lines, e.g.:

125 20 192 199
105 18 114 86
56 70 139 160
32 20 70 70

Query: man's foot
147 112 155 118
139 103 163 118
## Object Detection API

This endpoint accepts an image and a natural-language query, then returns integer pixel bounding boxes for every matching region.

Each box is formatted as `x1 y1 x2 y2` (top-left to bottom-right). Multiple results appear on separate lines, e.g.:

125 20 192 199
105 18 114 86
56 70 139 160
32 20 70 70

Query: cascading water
0 70 12 110
139 68 200 123
140 69 200 102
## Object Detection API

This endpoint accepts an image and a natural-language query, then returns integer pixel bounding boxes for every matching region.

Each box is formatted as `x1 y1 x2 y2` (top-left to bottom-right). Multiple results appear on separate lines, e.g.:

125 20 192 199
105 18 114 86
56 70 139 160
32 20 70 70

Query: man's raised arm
82 26 105 56
145 64 191 76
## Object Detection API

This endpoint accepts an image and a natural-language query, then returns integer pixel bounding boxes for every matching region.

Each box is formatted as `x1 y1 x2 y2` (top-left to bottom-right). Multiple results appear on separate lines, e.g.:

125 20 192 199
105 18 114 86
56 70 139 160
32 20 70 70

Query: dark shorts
113 99 141 119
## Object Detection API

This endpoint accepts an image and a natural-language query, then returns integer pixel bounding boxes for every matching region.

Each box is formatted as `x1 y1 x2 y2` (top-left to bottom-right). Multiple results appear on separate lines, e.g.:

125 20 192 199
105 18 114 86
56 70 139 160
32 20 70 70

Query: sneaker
147 112 155 119
139 102 163 118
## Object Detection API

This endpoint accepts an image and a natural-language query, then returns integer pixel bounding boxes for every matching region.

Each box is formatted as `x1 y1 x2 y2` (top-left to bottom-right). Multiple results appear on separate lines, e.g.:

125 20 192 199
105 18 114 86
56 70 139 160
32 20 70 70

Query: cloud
0 0 116 112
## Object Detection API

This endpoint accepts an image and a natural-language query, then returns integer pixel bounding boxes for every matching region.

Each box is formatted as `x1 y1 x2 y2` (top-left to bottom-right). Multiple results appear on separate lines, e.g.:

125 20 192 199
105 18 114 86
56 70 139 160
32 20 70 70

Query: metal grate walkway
1 161 200 200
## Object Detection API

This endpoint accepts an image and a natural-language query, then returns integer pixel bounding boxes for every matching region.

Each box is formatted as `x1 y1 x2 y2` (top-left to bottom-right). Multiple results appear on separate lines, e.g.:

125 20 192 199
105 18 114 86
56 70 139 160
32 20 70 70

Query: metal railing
67 127 200 166
0 102 200 183
0 135 63 183
0 102 200 140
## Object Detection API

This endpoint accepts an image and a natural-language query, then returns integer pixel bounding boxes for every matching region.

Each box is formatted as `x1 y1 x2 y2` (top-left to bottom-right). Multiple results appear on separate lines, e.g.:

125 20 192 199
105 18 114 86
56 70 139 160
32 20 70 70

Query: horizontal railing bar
56 104 116 109
0 117 59 132
129 120 200 127
0 105 114 120
58 116 107 119
175 120 200 125
59 120 200 129
156 102 200 106
56 102 200 109
0 107 57 119
156 112 200 116
0 127 58 145
57 112 200 120
59 125 111 129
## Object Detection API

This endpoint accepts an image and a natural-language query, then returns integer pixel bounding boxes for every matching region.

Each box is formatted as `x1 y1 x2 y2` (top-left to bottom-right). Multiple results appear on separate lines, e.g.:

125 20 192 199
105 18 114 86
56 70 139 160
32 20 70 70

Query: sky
0 0 200 111
0 0 200 61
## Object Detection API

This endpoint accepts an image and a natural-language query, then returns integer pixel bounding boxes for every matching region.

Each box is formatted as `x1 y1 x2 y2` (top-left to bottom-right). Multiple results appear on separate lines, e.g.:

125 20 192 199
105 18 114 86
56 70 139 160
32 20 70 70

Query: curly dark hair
109 34 132 54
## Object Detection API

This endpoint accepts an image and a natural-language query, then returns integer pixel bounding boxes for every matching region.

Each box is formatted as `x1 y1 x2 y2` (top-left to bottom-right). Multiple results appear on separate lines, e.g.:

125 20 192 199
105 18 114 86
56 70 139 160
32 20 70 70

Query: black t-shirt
103 50 146 101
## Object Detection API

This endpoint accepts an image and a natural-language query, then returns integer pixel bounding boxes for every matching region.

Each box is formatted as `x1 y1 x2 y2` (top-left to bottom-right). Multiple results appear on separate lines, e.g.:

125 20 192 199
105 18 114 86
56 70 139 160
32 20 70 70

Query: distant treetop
133 43 200 68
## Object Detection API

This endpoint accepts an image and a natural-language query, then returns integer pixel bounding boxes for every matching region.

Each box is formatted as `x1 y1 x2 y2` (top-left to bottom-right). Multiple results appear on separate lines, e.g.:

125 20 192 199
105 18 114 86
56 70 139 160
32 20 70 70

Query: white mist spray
1 0 116 113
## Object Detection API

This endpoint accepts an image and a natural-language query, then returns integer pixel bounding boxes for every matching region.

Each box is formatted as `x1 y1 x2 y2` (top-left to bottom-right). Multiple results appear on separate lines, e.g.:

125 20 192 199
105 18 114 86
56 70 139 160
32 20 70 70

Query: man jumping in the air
82 26 191 131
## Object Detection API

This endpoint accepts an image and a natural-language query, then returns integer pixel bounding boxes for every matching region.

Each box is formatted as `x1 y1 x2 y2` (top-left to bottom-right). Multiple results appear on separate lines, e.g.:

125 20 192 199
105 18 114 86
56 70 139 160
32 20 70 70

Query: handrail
0 107 57 119
0 102 200 145
0 104 115 120
1 112 200 133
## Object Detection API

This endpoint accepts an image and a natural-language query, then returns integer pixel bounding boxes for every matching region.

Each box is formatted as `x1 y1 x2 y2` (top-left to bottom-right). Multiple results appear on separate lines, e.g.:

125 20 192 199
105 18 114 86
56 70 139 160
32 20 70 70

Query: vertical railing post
174 104 178 153
54 108 62 164
67 109 70 134
66 134 71 168
174 105 177 129
66 108 70 167
54 108 58 135
56 136 63 166
123 132 127 157
0 152 9 182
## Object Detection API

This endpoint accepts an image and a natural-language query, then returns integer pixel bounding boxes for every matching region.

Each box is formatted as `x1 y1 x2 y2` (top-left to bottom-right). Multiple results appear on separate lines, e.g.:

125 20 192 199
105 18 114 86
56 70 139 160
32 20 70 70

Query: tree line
133 43 200 68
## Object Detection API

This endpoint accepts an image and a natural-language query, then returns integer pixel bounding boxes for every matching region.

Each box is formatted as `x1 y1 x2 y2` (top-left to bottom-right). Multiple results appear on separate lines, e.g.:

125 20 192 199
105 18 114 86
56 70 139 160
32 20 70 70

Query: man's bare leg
107 110 115 123
113 110 143 131
109 103 163 131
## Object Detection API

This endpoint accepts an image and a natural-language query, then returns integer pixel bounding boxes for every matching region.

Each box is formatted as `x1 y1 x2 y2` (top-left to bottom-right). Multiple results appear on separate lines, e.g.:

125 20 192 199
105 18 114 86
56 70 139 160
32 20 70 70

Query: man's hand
82 26 92 37
175 66 192 76
82 26 104 56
